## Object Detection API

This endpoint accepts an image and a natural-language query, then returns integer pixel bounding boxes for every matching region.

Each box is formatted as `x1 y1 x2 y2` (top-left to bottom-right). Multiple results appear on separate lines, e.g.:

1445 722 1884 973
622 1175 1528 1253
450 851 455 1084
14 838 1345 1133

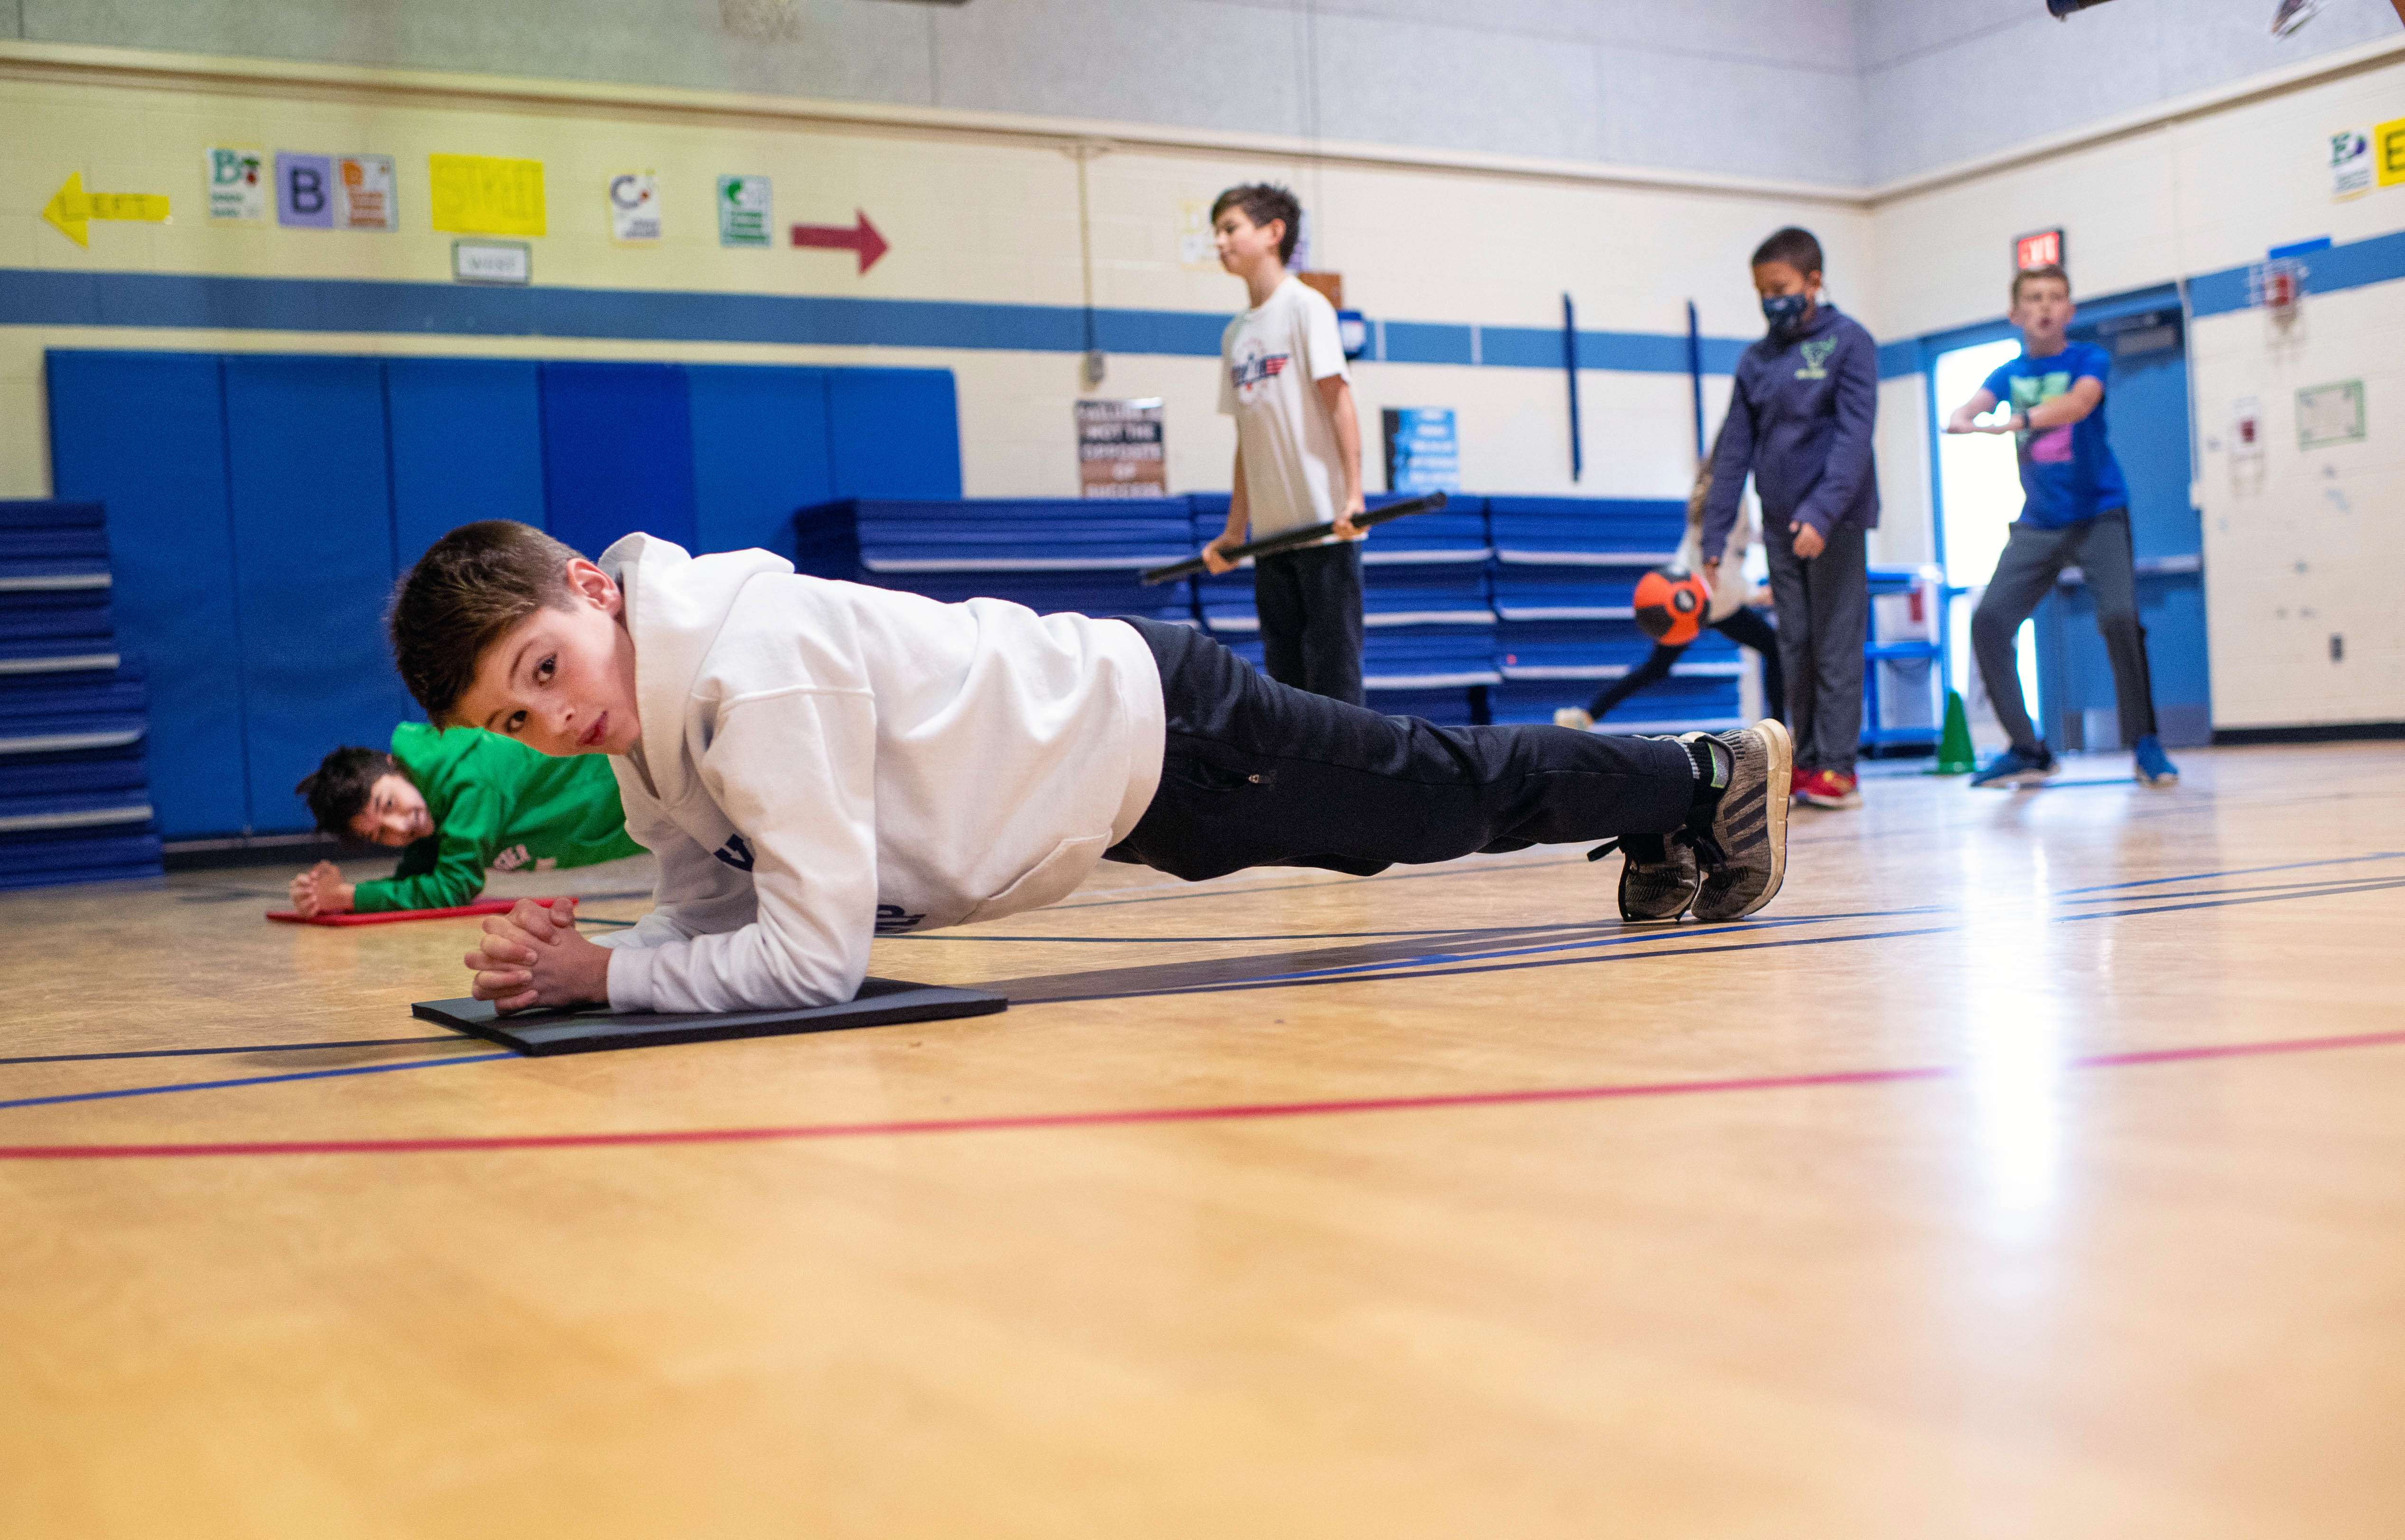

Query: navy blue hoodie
1701 304 1880 556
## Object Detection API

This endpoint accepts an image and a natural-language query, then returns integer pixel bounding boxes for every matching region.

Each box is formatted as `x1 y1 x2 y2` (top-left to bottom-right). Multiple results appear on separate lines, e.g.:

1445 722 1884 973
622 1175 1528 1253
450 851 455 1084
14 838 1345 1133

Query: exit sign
2016 228 2065 269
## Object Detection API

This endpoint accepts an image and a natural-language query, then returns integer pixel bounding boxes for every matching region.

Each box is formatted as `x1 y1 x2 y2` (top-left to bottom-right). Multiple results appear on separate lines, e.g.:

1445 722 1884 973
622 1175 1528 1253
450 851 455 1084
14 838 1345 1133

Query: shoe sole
1798 790 1861 808
1618 856 1700 923
1971 768 2061 789
1701 717 1790 920
1619 891 1698 924
2136 769 2179 788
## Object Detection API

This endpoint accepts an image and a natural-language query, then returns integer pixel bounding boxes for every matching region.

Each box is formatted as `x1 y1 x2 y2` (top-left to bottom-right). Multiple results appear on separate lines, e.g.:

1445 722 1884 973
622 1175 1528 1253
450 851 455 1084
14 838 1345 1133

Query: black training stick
1140 491 1450 585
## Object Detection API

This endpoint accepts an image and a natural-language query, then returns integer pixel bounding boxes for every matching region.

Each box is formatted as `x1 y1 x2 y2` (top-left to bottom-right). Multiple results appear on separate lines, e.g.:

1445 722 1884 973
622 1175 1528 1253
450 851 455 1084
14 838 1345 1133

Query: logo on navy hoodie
713 833 755 872
1796 337 1836 380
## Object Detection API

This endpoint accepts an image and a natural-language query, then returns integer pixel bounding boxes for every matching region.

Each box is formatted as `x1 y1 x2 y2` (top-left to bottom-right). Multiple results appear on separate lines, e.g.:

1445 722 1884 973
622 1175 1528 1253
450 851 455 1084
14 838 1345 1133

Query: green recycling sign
717 175 771 248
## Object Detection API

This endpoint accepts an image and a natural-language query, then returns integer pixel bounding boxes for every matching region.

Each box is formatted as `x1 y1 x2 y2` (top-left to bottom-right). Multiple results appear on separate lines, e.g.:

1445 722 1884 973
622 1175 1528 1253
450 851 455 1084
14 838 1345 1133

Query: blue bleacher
789 493 1951 746
1486 495 1743 731
1188 492 1498 721
0 501 163 891
796 497 1198 625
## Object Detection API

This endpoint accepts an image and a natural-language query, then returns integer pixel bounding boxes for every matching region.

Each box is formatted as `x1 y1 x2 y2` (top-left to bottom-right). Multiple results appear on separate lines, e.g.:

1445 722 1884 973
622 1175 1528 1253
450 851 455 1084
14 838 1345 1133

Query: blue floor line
2056 851 2405 895
0 1052 513 1111
1029 876 2405 1005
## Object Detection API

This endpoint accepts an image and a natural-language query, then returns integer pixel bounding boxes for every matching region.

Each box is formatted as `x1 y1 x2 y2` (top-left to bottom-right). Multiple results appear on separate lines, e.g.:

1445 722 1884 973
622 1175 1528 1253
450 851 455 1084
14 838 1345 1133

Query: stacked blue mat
0 500 162 891
795 498 1198 627
1485 496 1745 731
792 494 1759 734
1188 493 1497 726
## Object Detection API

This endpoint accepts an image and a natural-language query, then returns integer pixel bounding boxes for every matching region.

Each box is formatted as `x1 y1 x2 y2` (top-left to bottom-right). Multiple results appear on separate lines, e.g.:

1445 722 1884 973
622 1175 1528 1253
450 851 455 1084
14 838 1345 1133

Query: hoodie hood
597 534 793 808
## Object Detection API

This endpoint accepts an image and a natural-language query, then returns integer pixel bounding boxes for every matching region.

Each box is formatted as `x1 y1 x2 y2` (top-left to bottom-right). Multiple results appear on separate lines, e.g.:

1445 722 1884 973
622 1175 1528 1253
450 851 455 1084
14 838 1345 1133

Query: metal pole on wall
1686 300 1706 462
1562 292 1582 482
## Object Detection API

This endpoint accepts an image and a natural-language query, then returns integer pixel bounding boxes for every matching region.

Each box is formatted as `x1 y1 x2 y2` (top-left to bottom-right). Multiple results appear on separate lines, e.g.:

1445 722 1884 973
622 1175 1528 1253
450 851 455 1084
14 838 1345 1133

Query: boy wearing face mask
1699 226 1880 810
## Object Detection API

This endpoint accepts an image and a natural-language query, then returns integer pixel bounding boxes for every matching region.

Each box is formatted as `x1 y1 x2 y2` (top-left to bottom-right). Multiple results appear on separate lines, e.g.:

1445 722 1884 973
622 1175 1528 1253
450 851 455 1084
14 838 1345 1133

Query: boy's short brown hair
390 520 584 723
1210 183 1303 266
295 745 399 837
2011 263 2071 306
1750 226 1824 278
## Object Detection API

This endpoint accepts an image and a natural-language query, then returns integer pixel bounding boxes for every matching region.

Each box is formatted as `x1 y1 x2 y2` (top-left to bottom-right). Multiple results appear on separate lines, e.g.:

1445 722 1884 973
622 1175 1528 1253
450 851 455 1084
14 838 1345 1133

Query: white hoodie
588 536 1165 1012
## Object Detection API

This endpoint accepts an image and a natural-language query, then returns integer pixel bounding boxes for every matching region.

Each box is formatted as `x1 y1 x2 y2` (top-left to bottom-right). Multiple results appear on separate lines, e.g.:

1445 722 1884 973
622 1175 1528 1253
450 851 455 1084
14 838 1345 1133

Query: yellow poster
2378 116 2405 189
428 154 546 236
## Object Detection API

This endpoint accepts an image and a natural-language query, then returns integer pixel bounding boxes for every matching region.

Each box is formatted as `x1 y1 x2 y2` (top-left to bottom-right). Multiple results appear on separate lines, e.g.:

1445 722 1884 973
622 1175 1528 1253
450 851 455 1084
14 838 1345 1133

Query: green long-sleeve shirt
353 724 646 913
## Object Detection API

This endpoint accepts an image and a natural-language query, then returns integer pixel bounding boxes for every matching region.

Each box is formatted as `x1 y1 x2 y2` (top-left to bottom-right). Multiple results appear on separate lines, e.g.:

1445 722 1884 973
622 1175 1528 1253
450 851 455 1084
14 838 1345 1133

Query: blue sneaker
1969 742 2060 789
2133 734 2180 788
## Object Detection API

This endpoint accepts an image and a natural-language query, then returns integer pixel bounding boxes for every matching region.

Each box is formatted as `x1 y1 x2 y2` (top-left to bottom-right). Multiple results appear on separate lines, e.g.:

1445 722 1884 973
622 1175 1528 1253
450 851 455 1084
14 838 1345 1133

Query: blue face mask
1761 292 1811 338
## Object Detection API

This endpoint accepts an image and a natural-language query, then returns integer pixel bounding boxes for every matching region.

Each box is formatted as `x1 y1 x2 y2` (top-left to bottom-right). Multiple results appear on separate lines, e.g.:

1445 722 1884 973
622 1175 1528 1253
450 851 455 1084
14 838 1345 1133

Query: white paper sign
2331 129 2372 198
609 172 661 242
205 147 266 221
2296 380 2365 448
452 239 531 285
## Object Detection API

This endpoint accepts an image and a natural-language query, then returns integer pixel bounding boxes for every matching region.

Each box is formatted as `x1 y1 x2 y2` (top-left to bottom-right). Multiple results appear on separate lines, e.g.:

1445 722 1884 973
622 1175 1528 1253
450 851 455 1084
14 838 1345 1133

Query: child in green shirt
287 722 643 915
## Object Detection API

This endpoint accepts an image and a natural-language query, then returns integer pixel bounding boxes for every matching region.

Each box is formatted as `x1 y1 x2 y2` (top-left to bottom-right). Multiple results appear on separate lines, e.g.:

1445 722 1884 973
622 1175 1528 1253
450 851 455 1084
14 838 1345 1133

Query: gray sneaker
1687 719 1793 921
1616 833 1699 922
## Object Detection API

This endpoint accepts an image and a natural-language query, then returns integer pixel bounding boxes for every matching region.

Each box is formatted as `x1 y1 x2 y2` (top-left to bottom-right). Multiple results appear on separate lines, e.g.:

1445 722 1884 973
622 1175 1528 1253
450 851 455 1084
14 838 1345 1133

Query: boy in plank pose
1945 263 2178 789
392 523 1793 1013
287 725 643 916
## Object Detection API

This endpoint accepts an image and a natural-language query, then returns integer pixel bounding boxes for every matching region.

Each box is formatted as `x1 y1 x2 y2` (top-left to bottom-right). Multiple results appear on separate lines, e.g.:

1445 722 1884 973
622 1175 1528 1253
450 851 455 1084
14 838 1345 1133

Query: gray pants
1971 511 2157 755
1764 519 1868 774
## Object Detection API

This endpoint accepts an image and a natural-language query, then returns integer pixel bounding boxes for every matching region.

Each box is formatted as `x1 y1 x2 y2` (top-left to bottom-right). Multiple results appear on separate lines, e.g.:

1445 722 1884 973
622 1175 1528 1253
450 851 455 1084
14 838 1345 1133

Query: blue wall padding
688 364 832 557
827 369 963 499
223 355 419 829
388 358 547 568
541 362 697 557
44 350 964 838
45 350 251 836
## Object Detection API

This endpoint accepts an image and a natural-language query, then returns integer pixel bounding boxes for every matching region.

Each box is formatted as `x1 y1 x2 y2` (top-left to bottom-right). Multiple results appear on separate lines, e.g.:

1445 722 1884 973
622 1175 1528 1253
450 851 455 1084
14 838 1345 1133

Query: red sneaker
1796 768 1862 809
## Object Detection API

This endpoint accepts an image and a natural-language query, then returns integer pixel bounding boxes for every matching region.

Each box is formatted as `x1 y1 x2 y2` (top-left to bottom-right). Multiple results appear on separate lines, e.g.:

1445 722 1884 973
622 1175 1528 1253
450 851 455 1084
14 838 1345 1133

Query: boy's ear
563 557 621 614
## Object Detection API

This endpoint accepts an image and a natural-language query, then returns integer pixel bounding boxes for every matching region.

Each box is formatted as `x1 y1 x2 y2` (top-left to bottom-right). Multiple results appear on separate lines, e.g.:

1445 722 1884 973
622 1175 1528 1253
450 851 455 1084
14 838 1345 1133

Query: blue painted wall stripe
0 268 1756 376
2189 227 2405 318
9 226 2398 375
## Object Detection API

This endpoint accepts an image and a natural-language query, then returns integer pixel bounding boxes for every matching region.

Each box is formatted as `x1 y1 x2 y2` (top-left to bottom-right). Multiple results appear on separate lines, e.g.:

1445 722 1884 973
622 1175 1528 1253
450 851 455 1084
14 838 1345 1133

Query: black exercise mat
411 977 1007 1057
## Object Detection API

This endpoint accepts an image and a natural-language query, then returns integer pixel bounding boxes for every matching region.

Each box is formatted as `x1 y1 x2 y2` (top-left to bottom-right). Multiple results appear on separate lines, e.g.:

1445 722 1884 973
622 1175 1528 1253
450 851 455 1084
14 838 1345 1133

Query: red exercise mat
267 897 559 927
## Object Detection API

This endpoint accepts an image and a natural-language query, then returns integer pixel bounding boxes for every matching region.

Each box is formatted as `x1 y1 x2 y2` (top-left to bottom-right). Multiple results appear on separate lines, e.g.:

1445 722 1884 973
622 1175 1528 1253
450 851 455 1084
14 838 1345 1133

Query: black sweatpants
1254 540 1365 706
1105 618 1695 882
1585 605 1785 724
1971 510 2157 754
1765 520 1869 776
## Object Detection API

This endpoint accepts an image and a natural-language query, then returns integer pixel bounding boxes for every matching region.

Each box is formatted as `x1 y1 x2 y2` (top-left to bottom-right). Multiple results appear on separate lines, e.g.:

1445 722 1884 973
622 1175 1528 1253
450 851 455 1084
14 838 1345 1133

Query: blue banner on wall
1382 407 1460 494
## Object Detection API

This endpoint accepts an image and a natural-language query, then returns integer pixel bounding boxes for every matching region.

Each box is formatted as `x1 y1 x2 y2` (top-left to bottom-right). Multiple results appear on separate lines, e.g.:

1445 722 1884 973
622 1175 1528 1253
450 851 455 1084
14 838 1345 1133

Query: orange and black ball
1632 567 1710 646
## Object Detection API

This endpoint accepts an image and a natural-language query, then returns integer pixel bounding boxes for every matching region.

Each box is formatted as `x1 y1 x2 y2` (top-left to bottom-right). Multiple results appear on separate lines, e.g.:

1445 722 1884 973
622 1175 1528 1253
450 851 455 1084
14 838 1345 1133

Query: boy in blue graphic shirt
1945 263 2178 789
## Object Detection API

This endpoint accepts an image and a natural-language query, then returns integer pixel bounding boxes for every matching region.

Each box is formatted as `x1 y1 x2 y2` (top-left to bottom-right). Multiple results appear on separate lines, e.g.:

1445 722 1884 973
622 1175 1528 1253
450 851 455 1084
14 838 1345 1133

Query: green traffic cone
1930 688 1976 775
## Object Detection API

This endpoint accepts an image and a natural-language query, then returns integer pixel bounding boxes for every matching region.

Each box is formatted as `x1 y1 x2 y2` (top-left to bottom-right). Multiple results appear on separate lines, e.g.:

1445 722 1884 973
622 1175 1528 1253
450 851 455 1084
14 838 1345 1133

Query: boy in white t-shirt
1200 183 1368 705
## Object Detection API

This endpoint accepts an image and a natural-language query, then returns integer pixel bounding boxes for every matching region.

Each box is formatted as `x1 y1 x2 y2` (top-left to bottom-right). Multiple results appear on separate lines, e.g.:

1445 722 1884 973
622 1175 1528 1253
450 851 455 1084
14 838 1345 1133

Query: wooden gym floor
4 741 2403 1539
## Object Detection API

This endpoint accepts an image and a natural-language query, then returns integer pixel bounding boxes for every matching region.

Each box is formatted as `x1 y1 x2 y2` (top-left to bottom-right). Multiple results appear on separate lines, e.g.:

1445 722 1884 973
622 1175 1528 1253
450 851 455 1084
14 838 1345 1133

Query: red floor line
8 1026 2405 1162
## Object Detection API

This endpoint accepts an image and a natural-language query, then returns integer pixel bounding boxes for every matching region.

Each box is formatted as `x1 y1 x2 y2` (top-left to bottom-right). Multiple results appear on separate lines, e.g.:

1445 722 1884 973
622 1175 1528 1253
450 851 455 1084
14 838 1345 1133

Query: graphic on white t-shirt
1228 343 1292 402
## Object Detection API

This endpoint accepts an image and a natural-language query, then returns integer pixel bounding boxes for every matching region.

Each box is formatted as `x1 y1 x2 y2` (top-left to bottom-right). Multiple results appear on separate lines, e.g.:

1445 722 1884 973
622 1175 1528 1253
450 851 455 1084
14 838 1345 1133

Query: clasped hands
288 860 354 917
466 897 612 1012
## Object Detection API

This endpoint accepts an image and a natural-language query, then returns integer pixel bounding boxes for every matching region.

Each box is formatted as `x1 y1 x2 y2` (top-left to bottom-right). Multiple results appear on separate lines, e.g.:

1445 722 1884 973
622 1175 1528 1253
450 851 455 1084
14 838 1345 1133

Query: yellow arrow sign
42 172 171 248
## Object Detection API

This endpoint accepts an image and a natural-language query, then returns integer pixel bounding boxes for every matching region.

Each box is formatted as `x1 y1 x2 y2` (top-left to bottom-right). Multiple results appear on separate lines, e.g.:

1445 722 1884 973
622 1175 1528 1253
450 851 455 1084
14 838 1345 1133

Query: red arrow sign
790 210 888 274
